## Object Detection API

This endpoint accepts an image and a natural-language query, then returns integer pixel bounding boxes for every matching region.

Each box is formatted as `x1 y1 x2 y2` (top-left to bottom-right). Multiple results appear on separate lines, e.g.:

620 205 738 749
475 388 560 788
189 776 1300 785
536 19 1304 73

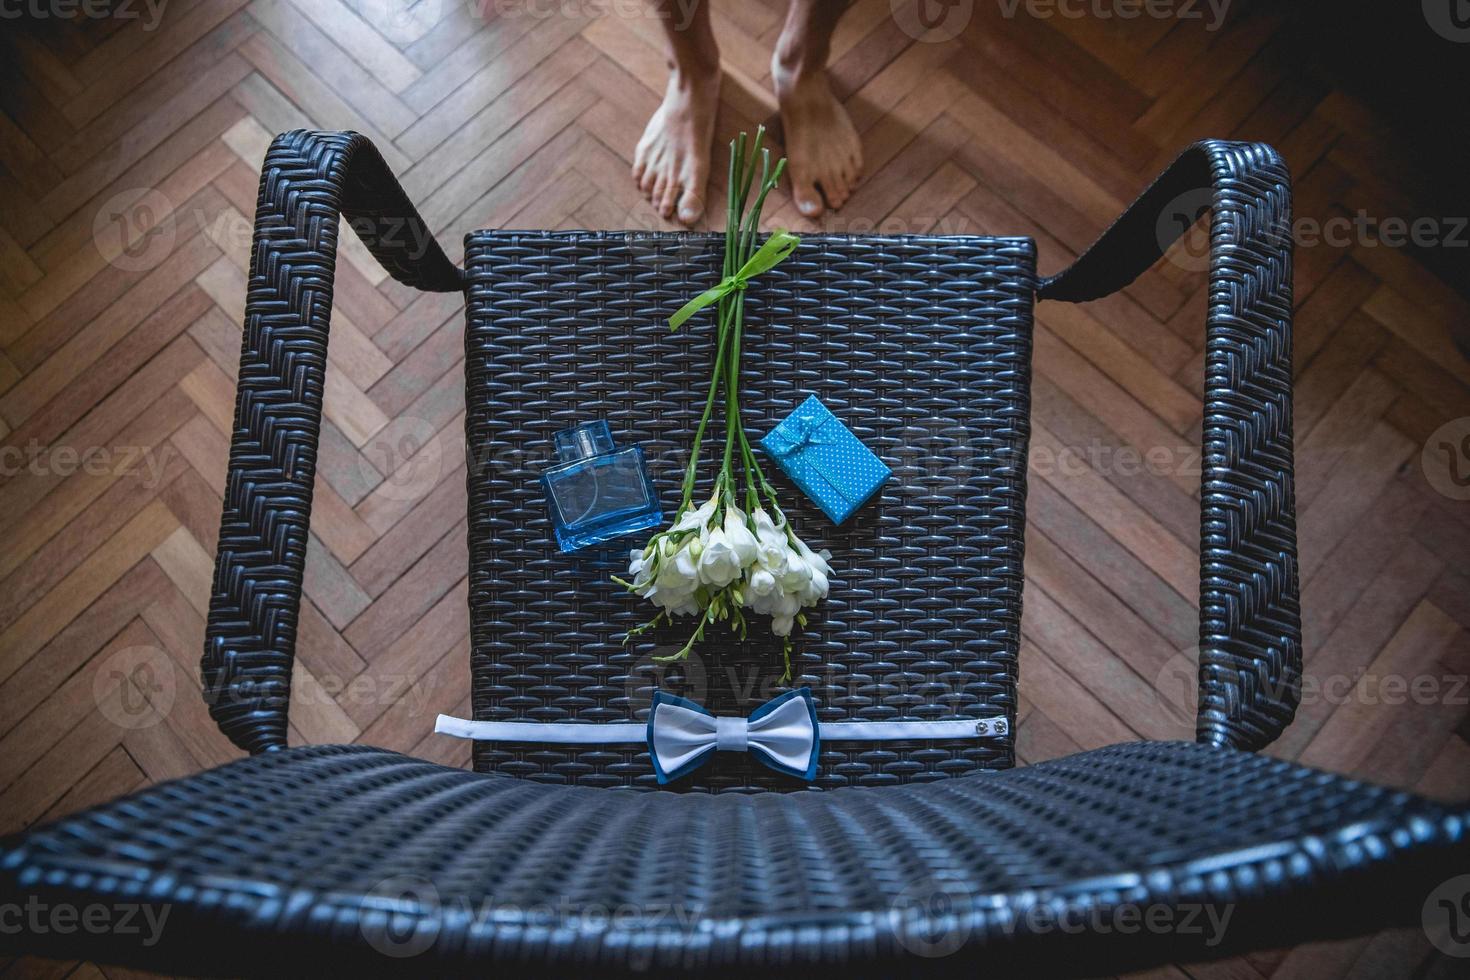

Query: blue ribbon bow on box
759 394 891 524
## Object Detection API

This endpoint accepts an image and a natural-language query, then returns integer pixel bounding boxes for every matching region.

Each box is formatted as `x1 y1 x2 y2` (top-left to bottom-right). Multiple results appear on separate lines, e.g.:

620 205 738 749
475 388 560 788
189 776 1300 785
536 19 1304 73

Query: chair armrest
202 130 462 754
1039 140 1301 752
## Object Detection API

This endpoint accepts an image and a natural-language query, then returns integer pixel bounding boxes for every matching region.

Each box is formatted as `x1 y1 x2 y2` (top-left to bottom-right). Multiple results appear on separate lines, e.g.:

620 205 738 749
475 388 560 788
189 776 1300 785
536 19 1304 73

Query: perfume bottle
540 421 662 553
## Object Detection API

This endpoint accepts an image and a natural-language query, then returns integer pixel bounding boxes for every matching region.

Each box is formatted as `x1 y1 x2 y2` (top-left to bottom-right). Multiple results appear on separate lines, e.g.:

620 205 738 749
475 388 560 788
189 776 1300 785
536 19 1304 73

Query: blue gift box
759 395 891 524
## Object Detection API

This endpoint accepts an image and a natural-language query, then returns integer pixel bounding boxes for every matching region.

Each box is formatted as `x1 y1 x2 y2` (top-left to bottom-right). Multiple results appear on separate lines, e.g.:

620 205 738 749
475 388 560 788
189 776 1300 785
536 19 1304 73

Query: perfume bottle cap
554 420 616 462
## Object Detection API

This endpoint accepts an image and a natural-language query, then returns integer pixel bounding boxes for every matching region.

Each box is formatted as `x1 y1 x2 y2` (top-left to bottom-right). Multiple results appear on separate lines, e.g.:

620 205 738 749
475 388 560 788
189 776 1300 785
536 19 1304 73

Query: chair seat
4 741 1464 976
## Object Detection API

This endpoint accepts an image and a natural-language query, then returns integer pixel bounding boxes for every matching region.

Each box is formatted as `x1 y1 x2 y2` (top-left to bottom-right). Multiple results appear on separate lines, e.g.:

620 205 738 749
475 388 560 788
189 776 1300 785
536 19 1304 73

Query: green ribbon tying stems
667 230 801 331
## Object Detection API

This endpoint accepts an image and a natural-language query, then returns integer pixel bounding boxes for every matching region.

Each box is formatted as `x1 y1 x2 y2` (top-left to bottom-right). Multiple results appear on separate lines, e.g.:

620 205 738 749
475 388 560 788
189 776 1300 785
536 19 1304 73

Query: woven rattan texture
4 741 1465 975
1040 140 1301 752
463 232 1036 791
1193 143 1300 751
201 130 461 754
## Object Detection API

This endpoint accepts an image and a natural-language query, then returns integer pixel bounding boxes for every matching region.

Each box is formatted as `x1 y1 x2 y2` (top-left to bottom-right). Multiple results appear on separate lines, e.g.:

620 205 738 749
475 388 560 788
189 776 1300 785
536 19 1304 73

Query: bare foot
633 64 720 225
772 60 863 218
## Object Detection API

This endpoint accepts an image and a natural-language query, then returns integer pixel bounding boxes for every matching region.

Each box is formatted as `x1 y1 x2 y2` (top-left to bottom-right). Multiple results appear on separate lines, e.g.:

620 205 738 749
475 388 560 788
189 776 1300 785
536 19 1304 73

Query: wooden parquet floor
2 2 1468 977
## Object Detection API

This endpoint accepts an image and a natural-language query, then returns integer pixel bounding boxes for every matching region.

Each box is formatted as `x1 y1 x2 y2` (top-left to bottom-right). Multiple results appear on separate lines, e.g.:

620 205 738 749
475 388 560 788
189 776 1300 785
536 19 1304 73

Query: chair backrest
462 231 1037 791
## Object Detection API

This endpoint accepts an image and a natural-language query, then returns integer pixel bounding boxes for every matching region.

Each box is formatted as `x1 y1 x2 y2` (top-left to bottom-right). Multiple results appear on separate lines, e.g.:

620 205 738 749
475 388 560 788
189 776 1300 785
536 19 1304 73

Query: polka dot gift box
758 394 891 525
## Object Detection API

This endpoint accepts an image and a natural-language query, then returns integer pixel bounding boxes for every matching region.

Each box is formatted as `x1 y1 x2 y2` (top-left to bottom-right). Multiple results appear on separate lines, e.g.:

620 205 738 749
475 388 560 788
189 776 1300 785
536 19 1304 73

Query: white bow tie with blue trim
436 689 1008 784
647 689 820 782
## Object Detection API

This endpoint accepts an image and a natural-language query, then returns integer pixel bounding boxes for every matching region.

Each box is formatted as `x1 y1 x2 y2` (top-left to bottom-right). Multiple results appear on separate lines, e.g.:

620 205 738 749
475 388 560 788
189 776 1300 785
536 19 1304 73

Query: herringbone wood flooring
2 1 1468 977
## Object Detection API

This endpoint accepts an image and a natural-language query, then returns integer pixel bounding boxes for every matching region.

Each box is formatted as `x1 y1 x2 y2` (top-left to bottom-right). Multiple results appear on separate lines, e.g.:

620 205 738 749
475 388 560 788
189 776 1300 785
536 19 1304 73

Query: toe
680 158 709 226
794 179 824 217
834 170 855 206
677 187 704 225
658 179 679 219
824 169 850 210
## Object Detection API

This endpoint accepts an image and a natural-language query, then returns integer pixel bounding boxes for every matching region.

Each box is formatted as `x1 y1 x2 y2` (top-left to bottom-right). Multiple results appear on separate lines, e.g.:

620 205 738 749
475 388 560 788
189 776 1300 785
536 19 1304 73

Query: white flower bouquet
615 129 831 681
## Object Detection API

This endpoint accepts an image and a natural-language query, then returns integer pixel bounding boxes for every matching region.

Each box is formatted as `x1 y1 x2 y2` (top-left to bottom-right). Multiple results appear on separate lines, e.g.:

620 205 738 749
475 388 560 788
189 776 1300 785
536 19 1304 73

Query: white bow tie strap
434 688 1008 784
433 716 646 743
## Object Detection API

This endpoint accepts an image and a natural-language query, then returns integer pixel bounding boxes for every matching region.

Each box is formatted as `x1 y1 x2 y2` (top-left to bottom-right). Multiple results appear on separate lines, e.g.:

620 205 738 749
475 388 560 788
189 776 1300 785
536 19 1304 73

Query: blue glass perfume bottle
540 421 662 553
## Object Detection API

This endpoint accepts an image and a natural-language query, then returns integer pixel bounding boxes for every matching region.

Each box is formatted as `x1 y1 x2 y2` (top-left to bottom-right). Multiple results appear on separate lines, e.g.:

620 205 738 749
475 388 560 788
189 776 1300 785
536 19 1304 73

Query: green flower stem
722 150 766 493
727 154 785 512
681 129 762 512
714 130 771 504
680 306 736 509
721 295 744 484
645 126 796 671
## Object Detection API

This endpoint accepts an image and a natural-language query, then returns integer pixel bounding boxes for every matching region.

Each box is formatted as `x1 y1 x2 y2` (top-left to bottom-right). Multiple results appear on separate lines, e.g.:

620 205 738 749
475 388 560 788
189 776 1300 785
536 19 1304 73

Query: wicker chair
2 131 1465 977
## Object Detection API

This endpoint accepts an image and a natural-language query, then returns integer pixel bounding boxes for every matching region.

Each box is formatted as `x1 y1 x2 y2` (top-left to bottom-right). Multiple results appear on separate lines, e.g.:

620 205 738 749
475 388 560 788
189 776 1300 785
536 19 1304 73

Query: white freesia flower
628 548 655 588
747 566 777 597
697 528 743 587
751 507 787 560
767 591 802 637
644 538 701 617
723 505 759 565
778 547 812 592
670 496 718 534
791 536 832 604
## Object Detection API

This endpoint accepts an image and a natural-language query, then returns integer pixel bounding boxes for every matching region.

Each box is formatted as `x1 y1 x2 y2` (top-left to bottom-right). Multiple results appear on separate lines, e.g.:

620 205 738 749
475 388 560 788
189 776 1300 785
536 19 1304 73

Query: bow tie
647 689 820 783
